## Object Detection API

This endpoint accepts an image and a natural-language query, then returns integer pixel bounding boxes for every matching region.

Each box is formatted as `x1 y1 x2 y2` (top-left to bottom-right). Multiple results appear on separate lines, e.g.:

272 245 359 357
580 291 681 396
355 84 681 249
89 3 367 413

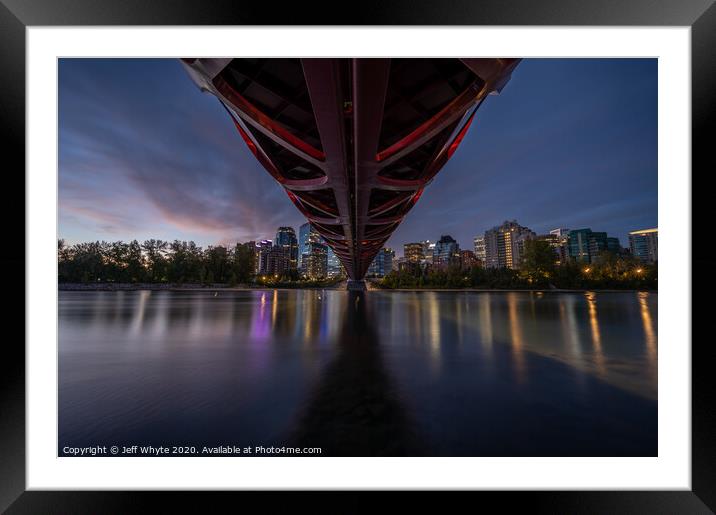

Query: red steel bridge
182 58 519 283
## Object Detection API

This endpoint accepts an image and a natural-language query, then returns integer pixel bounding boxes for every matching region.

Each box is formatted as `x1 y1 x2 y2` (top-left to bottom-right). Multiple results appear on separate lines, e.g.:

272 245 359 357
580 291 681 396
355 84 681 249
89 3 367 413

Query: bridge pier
346 280 367 291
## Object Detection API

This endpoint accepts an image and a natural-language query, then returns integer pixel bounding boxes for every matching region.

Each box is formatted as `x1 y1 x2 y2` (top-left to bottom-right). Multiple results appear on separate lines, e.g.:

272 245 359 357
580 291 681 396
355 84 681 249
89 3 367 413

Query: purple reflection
250 291 272 343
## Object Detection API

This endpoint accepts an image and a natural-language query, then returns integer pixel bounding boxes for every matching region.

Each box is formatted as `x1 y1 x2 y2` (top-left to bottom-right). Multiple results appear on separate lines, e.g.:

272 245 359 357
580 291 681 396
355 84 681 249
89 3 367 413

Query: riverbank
372 287 657 293
59 282 655 293
59 282 345 291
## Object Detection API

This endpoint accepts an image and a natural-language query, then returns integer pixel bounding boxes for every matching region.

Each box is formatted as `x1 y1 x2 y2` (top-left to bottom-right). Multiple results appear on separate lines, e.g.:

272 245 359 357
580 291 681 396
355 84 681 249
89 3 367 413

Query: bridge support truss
182 58 519 280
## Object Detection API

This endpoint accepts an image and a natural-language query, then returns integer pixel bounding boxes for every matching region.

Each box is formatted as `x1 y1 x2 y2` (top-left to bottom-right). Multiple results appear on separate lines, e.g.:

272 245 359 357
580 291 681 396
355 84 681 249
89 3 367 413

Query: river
58 289 657 456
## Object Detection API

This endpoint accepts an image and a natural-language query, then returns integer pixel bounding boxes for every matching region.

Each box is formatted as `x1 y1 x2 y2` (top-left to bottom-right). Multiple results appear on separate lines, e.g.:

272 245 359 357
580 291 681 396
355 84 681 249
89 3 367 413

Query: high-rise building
629 228 658 263
305 242 328 280
607 237 621 254
588 231 609 259
550 228 570 238
537 233 568 265
385 248 395 273
256 239 274 275
404 242 425 264
298 222 323 274
484 220 535 269
274 226 298 271
298 223 310 271
567 229 591 263
300 222 343 277
460 249 478 269
326 246 344 277
568 228 621 263
260 246 291 276
422 240 435 266
256 240 271 274
367 248 394 277
473 236 486 261
394 256 407 271
433 235 461 268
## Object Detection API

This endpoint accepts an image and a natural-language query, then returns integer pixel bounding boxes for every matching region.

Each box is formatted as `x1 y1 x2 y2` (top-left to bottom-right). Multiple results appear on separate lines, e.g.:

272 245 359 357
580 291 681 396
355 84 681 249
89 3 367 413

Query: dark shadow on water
287 291 427 456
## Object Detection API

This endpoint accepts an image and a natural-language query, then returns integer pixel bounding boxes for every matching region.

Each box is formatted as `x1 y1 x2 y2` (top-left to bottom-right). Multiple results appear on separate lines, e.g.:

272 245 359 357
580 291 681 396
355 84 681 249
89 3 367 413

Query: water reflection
129 290 150 336
478 293 494 357
59 290 657 456
585 292 606 377
427 293 442 370
506 292 527 383
562 294 583 359
288 292 423 456
638 292 658 382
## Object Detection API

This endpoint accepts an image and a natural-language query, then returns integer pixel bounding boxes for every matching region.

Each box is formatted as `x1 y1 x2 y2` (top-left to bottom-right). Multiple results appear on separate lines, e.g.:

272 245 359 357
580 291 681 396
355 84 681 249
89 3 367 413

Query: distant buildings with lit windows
274 227 298 271
299 222 343 278
473 236 486 262
433 235 461 268
460 250 478 269
299 224 328 280
250 218 648 279
260 245 291 277
256 239 273 274
304 241 328 280
567 228 621 264
298 223 321 273
404 242 425 264
423 240 435 266
483 220 535 270
367 248 394 277
566 229 591 262
537 230 569 265
256 228 301 277
629 228 658 263
326 247 343 277
386 248 395 272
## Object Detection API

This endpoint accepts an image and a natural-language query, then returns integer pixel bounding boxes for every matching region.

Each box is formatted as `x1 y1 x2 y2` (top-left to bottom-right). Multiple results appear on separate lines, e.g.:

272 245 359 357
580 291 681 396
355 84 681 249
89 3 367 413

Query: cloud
59 59 303 246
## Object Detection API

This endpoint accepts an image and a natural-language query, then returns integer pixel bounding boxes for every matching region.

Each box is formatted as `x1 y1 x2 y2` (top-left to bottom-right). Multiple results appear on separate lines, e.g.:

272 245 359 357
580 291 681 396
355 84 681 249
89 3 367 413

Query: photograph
1 0 712 505
57 56 659 458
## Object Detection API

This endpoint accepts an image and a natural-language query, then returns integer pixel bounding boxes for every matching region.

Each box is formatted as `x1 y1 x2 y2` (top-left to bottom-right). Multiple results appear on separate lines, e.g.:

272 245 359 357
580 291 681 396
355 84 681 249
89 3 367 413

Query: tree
106 241 129 281
70 241 105 282
205 245 229 283
142 239 168 282
231 243 256 284
167 240 189 282
521 239 556 285
58 239 73 282
125 240 145 282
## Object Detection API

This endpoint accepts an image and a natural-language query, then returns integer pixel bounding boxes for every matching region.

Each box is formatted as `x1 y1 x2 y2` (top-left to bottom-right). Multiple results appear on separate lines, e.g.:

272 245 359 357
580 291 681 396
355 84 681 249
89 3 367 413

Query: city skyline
59 58 657 254
58 218 655 260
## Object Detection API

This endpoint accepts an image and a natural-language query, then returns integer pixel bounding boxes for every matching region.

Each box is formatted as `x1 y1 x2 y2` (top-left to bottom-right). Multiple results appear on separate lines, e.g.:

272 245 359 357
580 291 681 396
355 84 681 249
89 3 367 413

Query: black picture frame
2 0 713 512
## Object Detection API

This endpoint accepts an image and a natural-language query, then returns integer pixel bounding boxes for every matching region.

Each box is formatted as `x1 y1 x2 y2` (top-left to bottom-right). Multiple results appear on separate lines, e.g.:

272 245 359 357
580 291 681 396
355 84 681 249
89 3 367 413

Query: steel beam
182 58 520 280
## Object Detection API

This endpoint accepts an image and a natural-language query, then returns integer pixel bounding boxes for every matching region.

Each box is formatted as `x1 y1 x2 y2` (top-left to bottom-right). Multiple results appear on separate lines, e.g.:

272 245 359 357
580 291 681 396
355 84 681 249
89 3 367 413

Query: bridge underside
182 58 519 280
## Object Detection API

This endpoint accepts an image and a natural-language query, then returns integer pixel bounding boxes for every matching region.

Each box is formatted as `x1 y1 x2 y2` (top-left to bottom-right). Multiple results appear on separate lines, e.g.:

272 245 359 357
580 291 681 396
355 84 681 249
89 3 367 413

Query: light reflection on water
59 289 657 456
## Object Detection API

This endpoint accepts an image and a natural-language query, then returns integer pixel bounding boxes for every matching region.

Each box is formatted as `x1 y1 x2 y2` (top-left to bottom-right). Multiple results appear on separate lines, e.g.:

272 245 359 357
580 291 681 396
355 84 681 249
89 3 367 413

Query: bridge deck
182 58 519 279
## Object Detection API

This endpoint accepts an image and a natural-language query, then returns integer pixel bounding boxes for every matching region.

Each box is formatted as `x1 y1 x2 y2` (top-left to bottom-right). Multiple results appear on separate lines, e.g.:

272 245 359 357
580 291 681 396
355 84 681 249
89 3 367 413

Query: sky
59 58 657 256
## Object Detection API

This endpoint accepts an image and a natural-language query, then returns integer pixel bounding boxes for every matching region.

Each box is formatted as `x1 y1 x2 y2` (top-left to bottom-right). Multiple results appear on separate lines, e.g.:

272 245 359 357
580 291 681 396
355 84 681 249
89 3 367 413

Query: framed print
3 0 714 512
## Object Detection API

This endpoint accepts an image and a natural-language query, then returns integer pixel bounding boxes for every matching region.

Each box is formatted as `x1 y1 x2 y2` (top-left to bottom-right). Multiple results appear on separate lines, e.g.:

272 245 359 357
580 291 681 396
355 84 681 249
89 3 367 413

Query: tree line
380 239 657 290
58 239 258 285
59 238 656 290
